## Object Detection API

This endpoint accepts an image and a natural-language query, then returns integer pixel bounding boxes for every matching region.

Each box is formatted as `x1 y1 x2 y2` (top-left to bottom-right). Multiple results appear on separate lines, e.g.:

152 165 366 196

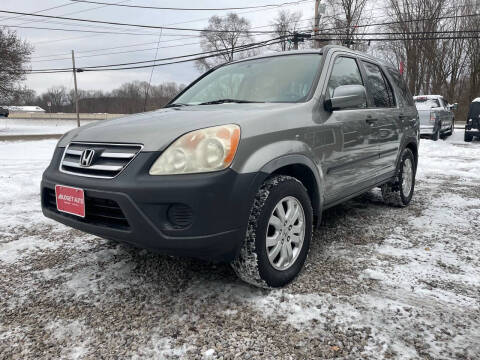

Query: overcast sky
2 0 315 94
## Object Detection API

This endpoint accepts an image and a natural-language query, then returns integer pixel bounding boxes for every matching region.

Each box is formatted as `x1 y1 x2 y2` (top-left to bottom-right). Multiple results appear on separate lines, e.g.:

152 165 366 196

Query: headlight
149 124 240 175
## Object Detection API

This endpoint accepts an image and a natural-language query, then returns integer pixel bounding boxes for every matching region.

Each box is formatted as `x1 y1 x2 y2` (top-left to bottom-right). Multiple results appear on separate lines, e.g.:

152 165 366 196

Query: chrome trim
101 152 135 159
62 161 123 172
66 149 83 156
59 141 143 179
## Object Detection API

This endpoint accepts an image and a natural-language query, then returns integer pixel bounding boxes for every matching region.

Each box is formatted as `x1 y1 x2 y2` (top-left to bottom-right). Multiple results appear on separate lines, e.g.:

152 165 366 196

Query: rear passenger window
386 68 414 106
361 61 395 108
327 57 363 98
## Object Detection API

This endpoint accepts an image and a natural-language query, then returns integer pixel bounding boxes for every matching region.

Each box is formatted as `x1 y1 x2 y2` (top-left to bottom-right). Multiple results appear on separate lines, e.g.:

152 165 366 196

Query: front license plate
55 185 85 218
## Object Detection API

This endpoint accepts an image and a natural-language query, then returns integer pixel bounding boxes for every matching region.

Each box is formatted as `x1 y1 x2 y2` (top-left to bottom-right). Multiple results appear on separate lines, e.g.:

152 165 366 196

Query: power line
20 37 286 74
68 0 309 11
31 41 195 59
4 24 198 37
296 12 480 34
31 43 200 62
19 33 480 75
0 2 75 23
310 35 480 42
28 36 288 72
0 9 281 34
83 39 287 73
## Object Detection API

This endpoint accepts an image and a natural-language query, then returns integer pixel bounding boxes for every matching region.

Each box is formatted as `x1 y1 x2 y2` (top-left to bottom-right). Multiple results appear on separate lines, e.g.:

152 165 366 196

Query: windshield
172 54 322 105
414 98 441 110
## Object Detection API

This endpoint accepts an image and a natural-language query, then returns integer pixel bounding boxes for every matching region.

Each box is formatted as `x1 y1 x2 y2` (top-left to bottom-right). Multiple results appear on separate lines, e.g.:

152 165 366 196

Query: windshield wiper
164 103 191 108
198 99 263 105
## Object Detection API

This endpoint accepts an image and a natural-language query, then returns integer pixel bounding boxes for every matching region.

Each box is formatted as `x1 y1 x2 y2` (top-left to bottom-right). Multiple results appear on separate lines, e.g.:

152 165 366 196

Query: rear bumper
41 148 262 262
465 124 480 137
420 125 435 135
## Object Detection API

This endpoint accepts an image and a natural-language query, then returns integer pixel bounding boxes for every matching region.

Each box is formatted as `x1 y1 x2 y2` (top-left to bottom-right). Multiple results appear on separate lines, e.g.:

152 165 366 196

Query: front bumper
41 147 261 262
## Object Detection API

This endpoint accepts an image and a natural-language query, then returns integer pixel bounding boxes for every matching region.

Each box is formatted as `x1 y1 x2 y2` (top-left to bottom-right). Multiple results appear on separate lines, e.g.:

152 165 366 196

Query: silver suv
41 46 420 288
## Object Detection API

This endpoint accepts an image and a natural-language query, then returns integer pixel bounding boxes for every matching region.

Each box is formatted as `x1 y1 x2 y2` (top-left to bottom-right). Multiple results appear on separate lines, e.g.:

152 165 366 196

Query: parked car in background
414 95 456 140
41 46 419 288
0 107 9 117
465 98 480 142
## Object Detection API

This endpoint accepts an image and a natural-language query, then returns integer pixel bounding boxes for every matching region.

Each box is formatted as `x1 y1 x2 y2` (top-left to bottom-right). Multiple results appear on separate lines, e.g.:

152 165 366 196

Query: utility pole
292 32 311 50
314 0 326 49
71 50 80 128
293 32 299 50
314 0 320 48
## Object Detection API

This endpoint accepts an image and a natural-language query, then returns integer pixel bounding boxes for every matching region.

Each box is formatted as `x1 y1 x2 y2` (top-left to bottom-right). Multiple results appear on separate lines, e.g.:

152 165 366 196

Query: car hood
59 103 301 151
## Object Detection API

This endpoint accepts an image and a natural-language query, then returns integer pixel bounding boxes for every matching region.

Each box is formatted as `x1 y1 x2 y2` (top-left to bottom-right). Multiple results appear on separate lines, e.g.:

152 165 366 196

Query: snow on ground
0 130 479 359
0 118 97 136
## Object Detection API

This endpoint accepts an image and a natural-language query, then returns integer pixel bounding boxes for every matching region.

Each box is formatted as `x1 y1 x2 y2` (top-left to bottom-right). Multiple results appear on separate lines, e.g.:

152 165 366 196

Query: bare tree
382 0 445 95
5 84 36 106
313 0 369 50
35 81 185 114
271 10 302 51
38 86 68 113
0 28 32 102
464 0 480 101
195 13 255 72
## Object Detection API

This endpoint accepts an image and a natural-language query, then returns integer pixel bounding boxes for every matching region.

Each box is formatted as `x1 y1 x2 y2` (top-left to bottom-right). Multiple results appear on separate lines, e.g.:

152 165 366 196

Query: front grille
43 188 130 230
60 142 142 179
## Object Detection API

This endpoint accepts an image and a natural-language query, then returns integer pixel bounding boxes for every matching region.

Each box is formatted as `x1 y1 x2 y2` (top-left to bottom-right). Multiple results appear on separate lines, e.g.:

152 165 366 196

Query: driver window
327 57 364 98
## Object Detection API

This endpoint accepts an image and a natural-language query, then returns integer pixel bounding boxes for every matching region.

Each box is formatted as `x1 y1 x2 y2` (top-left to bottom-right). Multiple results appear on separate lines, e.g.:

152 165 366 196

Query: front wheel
381 148 416 207
231 175 313 288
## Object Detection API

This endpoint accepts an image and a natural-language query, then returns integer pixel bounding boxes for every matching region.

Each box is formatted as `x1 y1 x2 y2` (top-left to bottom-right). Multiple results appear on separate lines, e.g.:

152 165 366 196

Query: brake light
430 113 436 123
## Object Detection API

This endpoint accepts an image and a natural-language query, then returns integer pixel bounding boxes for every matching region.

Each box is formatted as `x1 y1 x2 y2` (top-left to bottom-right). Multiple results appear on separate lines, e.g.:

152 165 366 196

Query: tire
432 128 440 141
381 148 416 207
231 175 313 288
445 122 454 137
464 131 473 142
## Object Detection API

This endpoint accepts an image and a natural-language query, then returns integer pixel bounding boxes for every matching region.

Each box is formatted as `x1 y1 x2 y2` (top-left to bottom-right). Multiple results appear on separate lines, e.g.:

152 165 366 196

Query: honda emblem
79 149 95 167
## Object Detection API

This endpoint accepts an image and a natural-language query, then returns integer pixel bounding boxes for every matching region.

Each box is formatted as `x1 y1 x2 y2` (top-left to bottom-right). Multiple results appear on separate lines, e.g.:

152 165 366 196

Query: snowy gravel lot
0 131 479 359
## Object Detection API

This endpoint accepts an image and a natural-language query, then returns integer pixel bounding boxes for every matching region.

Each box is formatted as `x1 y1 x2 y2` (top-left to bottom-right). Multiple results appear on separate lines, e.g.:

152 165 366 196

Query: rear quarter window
386 68 414 107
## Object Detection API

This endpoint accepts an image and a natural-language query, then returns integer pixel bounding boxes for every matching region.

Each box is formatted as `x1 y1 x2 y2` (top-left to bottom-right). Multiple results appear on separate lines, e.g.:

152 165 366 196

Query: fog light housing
167 204 193 229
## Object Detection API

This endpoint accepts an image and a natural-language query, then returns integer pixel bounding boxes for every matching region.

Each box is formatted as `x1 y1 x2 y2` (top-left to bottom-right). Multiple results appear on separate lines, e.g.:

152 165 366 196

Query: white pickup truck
414 95 456 141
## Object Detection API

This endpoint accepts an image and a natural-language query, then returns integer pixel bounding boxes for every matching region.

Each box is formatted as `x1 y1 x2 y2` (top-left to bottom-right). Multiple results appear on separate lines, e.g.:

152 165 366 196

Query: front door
319 55 380 203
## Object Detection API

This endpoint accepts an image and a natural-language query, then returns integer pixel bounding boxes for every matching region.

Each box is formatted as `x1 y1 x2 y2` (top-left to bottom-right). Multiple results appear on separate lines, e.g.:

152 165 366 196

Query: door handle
366 118 378 125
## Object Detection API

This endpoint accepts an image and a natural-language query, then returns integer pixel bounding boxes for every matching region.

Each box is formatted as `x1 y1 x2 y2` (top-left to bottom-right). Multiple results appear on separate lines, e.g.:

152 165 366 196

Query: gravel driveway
1 131 479 359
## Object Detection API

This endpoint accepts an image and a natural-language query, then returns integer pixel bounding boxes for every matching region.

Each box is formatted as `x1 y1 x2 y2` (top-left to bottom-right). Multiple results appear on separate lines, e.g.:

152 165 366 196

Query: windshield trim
166 53 325 107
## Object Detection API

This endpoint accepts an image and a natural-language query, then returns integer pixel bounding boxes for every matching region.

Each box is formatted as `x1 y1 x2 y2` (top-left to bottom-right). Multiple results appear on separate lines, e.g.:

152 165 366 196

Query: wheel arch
405 141 418 169
258 155 323 227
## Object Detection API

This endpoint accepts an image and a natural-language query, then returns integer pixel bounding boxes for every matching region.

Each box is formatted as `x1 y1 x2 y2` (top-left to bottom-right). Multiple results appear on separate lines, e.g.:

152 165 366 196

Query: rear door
320 54 380 202
358 60 401 174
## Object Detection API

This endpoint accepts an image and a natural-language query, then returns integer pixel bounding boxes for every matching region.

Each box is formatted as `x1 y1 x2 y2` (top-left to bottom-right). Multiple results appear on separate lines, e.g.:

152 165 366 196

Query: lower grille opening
43 188 130 230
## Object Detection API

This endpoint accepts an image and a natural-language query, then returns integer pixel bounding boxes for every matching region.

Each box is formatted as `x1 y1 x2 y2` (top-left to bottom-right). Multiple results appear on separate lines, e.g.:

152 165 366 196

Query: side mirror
324 85 367 112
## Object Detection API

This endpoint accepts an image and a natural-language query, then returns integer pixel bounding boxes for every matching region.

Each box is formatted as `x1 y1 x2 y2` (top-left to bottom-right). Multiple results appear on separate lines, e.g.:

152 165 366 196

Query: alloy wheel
402 158 414 197
265 196 306 271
